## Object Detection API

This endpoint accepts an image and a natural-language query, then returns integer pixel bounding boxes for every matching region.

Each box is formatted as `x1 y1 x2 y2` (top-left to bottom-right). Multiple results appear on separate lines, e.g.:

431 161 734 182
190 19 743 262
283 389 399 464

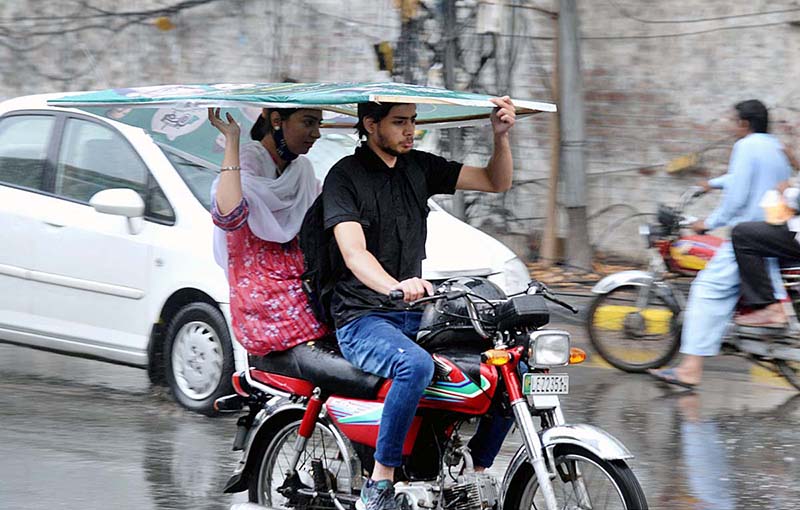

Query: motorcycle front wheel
505 444 648 510
587 284 681 372
248 418 356 506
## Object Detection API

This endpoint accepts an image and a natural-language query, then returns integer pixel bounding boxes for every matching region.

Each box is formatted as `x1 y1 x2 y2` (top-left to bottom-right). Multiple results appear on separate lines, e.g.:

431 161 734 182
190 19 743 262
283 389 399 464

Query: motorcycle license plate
522 373 569 395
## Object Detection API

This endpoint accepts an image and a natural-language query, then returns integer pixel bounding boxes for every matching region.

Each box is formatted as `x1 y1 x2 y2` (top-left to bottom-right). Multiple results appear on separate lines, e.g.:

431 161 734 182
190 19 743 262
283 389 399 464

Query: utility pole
558 0 591 269
443 0 466 219
396 1 421 84
540 21 560 266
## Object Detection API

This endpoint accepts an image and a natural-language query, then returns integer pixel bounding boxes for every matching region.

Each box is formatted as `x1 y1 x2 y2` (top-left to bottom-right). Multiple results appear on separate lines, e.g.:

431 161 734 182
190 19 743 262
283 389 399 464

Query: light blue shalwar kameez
681 133 792 356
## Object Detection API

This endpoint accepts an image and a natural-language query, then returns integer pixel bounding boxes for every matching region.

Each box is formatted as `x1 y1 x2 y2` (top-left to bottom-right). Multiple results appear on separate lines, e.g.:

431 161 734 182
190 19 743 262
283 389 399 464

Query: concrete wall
2 0 798 262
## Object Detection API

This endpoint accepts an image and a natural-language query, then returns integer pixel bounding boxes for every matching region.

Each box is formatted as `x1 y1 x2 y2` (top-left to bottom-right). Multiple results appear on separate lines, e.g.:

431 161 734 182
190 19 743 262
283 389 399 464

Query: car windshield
304 133 360 181
162 147 218 211
161 133 440 212
161 134 362 211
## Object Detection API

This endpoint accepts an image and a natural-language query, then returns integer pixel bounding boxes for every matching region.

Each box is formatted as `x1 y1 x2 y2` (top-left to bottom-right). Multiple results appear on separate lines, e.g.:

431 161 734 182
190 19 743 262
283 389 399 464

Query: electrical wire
605 0 800 25
583 19 794 40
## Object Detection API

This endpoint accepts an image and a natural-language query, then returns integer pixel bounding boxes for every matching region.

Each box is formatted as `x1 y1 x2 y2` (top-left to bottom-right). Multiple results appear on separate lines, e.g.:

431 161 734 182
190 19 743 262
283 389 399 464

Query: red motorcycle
588 188 800 388
216 277 648 510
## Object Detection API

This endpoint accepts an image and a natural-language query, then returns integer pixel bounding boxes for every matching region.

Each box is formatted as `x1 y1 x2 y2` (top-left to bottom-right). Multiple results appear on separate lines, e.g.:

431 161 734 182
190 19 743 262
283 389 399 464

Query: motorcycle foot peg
214 394 245 413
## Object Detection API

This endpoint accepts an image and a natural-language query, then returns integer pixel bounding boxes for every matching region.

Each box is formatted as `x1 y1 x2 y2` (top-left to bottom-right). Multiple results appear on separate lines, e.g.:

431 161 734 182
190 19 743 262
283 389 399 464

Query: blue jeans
337 311 512 468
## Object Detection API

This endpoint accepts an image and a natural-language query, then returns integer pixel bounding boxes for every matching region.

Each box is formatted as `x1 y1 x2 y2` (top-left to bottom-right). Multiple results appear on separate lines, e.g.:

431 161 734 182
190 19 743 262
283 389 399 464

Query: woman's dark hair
355 102 409 138
735 99 769 133
250 108 299 140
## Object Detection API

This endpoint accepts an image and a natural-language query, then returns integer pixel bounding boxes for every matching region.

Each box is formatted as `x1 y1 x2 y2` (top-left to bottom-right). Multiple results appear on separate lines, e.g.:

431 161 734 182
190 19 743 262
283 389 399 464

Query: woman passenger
209 106 329 355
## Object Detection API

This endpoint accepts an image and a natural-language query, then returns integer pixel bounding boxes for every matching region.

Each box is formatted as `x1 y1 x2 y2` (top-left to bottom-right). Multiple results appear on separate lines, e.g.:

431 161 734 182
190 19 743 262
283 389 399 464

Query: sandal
648 368 697 390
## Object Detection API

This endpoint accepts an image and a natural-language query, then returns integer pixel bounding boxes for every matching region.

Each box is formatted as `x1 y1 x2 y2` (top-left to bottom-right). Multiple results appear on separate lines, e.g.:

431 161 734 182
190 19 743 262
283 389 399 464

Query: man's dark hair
355 102 410 138
735 99 769 134
250 108 299 140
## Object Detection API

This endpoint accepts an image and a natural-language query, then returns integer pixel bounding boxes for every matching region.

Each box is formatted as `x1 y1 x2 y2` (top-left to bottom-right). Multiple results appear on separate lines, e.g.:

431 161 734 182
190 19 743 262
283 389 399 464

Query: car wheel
163 302 233 416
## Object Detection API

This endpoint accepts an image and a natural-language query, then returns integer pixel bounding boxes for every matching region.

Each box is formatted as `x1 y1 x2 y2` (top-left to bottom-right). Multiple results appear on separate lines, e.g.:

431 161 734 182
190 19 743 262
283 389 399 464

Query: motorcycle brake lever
538 287 579 314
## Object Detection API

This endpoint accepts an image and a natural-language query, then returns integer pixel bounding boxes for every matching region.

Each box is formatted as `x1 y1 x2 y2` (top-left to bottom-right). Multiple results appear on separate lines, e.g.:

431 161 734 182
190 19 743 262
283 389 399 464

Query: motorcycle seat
250 337 384 399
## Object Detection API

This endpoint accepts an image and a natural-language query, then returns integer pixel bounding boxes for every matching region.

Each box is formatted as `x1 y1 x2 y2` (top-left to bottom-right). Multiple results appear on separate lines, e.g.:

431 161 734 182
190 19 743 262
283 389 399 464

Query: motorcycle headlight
528 330 571 367
489 257 530 295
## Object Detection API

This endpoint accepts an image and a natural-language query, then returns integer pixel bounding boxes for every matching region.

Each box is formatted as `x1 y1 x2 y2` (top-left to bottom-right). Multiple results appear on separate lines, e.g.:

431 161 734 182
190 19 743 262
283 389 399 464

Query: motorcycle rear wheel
587 285 681 372
505 445 648 510
249 418 356 506
775 360 800 391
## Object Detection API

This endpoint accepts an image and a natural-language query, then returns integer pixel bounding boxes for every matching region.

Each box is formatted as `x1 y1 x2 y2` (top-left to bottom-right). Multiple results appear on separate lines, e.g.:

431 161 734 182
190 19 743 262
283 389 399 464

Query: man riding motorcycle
322 97 516 510
649 99 792 389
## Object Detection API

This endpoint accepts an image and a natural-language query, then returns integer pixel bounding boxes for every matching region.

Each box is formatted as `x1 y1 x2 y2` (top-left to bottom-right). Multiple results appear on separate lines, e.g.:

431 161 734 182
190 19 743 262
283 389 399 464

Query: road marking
749 364 792 389
592 305 672 335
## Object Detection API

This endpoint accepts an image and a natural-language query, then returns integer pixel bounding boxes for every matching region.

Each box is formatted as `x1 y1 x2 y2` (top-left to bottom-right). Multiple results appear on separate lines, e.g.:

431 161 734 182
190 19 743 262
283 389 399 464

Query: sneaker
356 479 397 510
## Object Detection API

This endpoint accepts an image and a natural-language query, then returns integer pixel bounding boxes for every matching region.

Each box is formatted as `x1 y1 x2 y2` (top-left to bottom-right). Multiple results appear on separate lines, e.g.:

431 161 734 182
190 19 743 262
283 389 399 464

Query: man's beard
375 130 408 157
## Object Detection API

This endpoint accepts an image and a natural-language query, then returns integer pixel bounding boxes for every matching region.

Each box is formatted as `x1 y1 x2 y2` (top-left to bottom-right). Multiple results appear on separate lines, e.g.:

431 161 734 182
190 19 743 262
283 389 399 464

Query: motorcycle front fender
541 424 633 460
591 270 655 295
499 424 633 508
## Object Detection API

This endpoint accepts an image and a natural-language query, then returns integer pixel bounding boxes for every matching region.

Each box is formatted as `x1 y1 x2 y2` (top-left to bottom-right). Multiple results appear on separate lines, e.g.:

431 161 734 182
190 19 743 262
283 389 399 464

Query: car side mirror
89 188 146 235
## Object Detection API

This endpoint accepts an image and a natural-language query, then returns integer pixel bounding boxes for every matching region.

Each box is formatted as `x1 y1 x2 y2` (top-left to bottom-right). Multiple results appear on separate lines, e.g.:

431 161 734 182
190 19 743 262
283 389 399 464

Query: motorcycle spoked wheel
775 360 800 391
505 445 648 510
249 418 357 506
587 284 681 372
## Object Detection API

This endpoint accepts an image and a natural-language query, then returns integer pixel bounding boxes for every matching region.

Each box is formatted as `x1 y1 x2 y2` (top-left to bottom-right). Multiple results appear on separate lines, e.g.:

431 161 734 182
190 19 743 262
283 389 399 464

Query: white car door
0 113 58 339
28 115 169 359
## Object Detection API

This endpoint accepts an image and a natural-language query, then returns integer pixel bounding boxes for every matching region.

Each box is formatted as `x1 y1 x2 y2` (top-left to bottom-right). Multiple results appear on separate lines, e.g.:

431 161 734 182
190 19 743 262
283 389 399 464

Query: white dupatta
211 141 320 277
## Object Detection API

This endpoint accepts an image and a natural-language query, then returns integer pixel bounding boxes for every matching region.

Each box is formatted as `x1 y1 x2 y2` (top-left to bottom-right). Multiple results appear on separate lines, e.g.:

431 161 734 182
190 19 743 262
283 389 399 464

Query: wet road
2 331 800 510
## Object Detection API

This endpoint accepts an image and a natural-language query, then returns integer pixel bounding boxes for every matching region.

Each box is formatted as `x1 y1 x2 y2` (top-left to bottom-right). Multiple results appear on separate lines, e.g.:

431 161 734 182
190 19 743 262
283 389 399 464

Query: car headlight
489 257 530 295
528 330 571 367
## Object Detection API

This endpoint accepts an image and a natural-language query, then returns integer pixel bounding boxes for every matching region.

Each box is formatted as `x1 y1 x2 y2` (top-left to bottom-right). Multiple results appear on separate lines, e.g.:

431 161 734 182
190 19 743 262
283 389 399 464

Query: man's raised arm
456 96 516 193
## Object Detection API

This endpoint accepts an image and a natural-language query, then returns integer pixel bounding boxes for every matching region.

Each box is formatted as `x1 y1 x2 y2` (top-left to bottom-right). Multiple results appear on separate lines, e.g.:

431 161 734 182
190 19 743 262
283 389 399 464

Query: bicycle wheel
505 445 648 510
248 418 356 505
587 285 681 372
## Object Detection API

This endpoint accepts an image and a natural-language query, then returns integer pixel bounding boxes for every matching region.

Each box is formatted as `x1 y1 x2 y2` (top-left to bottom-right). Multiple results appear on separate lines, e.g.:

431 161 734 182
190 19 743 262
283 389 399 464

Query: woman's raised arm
209 107 243 215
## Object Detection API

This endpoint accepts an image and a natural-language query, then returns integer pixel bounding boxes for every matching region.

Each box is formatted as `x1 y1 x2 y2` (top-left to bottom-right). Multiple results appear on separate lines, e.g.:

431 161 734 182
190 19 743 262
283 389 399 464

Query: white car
0 93 530 415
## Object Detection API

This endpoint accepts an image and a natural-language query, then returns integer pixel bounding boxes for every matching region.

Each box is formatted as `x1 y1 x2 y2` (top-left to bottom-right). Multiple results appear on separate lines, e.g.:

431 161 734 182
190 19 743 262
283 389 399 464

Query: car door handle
43 220 65 228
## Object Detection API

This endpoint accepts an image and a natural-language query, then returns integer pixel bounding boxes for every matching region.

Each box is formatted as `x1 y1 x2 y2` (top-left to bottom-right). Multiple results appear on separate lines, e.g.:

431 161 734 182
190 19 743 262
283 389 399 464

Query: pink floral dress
212 198 329 355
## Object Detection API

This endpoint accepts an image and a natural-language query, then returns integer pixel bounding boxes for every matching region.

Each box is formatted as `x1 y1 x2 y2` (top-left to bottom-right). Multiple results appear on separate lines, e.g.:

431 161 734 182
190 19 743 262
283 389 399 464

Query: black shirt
322 144 462 328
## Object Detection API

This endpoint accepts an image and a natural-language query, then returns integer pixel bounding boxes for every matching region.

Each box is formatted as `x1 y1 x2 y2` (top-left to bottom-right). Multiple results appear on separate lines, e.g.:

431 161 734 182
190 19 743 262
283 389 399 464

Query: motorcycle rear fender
591 270 654 294
499 424 632 509
223 401 306 493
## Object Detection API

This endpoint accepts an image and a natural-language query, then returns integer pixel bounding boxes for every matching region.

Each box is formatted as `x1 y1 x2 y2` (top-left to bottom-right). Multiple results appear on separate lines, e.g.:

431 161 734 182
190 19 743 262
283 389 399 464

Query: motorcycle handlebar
528 281 579 314
676 186 707 213
388 289 488 338
394 282 579 318
388 289 468 306
545 292 580 314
